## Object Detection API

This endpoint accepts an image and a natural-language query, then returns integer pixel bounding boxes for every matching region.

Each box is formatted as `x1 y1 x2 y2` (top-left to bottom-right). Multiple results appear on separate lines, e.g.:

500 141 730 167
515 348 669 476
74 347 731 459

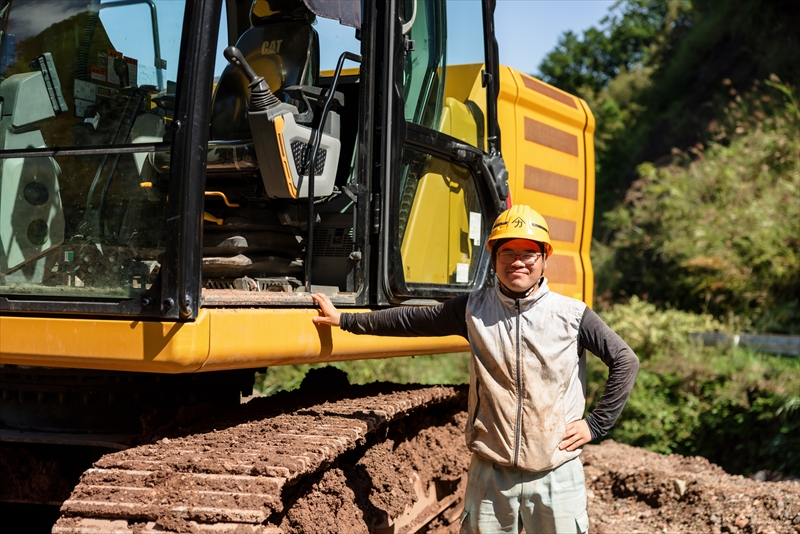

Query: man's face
495 239 545 293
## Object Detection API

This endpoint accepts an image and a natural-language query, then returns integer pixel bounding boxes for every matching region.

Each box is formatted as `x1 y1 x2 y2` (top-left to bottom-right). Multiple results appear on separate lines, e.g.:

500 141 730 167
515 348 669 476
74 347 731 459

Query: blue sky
495 0 616 76
94 0 617 86
433 0 617 78
300 1 619 78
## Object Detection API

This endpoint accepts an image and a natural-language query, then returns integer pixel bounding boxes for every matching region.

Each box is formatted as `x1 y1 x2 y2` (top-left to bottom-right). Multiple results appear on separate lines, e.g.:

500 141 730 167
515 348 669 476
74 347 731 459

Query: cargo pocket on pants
576 511 589 533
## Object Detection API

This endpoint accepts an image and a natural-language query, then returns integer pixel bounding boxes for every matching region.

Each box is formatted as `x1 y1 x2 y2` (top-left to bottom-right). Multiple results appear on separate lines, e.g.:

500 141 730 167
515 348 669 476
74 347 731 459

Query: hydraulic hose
77 1 102 81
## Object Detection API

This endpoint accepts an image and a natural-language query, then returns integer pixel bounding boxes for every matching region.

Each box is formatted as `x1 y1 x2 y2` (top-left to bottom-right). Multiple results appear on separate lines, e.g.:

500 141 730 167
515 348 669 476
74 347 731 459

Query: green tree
538 0 692 225
538 0 691 96
537 0 800 332
538 0 800 233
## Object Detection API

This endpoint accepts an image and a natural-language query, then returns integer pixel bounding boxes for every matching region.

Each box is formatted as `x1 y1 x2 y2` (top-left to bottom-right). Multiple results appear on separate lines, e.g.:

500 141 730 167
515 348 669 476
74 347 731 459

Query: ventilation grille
290 141 327 177
204 277 298 292
205 279 234 289
313 227 354 258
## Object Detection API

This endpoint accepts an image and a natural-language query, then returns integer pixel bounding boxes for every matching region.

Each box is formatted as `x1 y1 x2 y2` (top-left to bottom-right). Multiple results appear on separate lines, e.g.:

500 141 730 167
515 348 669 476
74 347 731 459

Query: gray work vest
465 279 587 472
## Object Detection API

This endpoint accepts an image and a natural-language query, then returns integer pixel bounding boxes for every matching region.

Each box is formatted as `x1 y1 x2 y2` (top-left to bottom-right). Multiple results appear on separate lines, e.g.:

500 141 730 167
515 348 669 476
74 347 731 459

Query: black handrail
303 51 362 293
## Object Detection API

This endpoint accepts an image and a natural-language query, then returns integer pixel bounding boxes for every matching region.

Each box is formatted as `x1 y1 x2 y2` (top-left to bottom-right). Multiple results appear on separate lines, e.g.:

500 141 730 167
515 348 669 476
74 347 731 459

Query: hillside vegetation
596 86 799 333
586 298 799 477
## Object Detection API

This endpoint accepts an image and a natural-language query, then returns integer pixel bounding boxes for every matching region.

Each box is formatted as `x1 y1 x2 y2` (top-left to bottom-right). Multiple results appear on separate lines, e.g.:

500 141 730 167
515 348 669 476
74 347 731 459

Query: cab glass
0 0 185 298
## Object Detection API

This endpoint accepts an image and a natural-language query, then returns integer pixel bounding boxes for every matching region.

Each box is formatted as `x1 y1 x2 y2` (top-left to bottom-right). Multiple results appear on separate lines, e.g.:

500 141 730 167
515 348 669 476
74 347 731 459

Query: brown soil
277 406 468 533
54 380 470 534
584 441 800 534
52 371 800 533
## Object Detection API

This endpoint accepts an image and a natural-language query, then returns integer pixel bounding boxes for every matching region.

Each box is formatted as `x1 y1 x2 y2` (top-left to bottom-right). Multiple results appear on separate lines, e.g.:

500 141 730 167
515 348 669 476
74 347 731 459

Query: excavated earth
583 441 800 534
51 370 800 533
53 371 470 534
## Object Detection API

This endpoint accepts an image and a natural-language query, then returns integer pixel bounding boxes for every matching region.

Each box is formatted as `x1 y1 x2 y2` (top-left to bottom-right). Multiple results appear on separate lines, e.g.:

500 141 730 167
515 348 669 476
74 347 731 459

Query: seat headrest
250 0 314 26
210 22 318 141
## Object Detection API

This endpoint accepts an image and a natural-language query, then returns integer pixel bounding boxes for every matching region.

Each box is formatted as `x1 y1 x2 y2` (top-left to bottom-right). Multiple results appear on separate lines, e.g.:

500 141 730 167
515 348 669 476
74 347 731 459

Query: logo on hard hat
512 217 525 228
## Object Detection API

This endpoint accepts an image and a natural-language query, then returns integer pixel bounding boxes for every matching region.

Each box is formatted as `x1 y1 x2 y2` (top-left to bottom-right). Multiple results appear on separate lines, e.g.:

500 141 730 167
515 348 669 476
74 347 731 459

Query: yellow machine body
0 66 594 374
0 308 466 372
496 68 596 304
398 64 595 302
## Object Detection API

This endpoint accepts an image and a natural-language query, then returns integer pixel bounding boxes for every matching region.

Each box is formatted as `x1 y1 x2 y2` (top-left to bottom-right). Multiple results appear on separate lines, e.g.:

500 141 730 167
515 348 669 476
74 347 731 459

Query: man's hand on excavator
311 293 341 327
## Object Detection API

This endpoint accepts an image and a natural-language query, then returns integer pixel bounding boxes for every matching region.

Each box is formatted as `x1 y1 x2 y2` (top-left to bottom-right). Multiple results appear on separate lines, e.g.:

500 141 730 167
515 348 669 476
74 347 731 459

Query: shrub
589 300 800 476
596 295 724 359
600 81 800 333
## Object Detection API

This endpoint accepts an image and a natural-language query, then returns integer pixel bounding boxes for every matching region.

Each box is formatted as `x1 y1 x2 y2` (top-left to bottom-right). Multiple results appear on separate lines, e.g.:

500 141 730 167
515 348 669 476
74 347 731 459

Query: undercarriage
1 367 471 533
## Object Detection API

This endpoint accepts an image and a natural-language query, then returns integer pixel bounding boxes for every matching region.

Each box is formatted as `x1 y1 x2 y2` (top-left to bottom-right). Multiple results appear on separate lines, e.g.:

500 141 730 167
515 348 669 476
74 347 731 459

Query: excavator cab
0 0 506 319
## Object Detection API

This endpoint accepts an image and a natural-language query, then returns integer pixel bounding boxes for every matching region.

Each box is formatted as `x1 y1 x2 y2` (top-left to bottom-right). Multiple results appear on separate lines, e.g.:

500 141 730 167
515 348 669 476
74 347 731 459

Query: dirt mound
50 372 800 534
584 441 800 534
54 384 470 534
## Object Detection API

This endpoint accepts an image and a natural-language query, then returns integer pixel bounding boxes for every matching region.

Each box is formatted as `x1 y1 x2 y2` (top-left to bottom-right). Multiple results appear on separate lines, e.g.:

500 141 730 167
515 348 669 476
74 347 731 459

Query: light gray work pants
460 453 589 534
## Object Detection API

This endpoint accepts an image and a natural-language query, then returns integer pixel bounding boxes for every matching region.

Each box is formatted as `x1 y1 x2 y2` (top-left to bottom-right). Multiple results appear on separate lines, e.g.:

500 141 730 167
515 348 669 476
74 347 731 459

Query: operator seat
210 0 319 140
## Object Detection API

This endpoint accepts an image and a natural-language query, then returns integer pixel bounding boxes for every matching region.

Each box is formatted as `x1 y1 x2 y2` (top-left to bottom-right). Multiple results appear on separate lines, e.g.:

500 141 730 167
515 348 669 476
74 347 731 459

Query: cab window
387 0 492 300
402 0 487 150
0 0 186 299
396 148 484 287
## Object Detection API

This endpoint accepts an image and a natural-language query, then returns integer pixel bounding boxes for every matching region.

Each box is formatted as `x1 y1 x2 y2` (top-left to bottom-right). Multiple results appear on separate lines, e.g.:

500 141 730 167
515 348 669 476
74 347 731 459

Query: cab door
377 0 507 304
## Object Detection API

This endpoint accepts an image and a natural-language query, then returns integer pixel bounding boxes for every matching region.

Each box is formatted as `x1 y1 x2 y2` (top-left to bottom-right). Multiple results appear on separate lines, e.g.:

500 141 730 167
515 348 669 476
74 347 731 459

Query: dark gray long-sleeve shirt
341 291 638 441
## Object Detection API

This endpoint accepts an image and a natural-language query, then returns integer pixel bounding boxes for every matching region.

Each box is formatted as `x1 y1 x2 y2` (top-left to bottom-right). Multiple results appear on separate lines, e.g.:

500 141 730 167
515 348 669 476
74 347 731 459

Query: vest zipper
513 298 522 467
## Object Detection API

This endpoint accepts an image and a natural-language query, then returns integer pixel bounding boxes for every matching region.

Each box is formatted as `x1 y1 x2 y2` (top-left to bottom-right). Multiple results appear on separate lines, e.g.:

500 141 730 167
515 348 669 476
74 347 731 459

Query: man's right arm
337 294 470 340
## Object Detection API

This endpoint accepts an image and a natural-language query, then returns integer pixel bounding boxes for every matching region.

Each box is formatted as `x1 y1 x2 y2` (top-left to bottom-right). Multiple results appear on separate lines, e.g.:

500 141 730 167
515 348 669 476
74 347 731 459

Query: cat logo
261 40 283 55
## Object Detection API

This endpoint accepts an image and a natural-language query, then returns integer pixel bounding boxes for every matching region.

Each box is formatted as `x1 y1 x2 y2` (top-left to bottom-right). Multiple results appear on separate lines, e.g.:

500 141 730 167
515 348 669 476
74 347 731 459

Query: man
311 204 639 534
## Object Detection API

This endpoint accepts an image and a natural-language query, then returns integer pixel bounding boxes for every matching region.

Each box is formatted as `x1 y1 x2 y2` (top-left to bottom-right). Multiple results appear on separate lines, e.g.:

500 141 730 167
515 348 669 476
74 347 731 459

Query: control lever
223 46 262 88
223 46 279 111
223 44 344 210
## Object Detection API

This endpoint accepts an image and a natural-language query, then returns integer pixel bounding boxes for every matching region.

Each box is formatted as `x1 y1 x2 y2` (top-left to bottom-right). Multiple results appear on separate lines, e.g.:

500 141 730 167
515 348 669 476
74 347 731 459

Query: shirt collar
494 277 550 307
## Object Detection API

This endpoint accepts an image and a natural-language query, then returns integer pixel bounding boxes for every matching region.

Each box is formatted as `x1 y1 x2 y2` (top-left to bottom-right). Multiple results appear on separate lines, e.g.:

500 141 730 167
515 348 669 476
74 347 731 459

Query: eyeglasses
497 251 542 265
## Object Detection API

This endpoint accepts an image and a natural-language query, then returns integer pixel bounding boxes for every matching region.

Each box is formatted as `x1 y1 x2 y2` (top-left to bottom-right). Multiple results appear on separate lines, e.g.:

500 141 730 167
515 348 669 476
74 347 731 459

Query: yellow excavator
0 0 595 531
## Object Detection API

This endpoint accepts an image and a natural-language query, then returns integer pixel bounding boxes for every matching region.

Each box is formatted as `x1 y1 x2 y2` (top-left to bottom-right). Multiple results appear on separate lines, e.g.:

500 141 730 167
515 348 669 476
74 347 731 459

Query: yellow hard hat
487 205 553 257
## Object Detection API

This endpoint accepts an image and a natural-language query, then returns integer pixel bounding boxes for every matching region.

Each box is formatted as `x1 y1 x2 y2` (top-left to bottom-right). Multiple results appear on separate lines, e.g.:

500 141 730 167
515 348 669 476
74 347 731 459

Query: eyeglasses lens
498 252 540 264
